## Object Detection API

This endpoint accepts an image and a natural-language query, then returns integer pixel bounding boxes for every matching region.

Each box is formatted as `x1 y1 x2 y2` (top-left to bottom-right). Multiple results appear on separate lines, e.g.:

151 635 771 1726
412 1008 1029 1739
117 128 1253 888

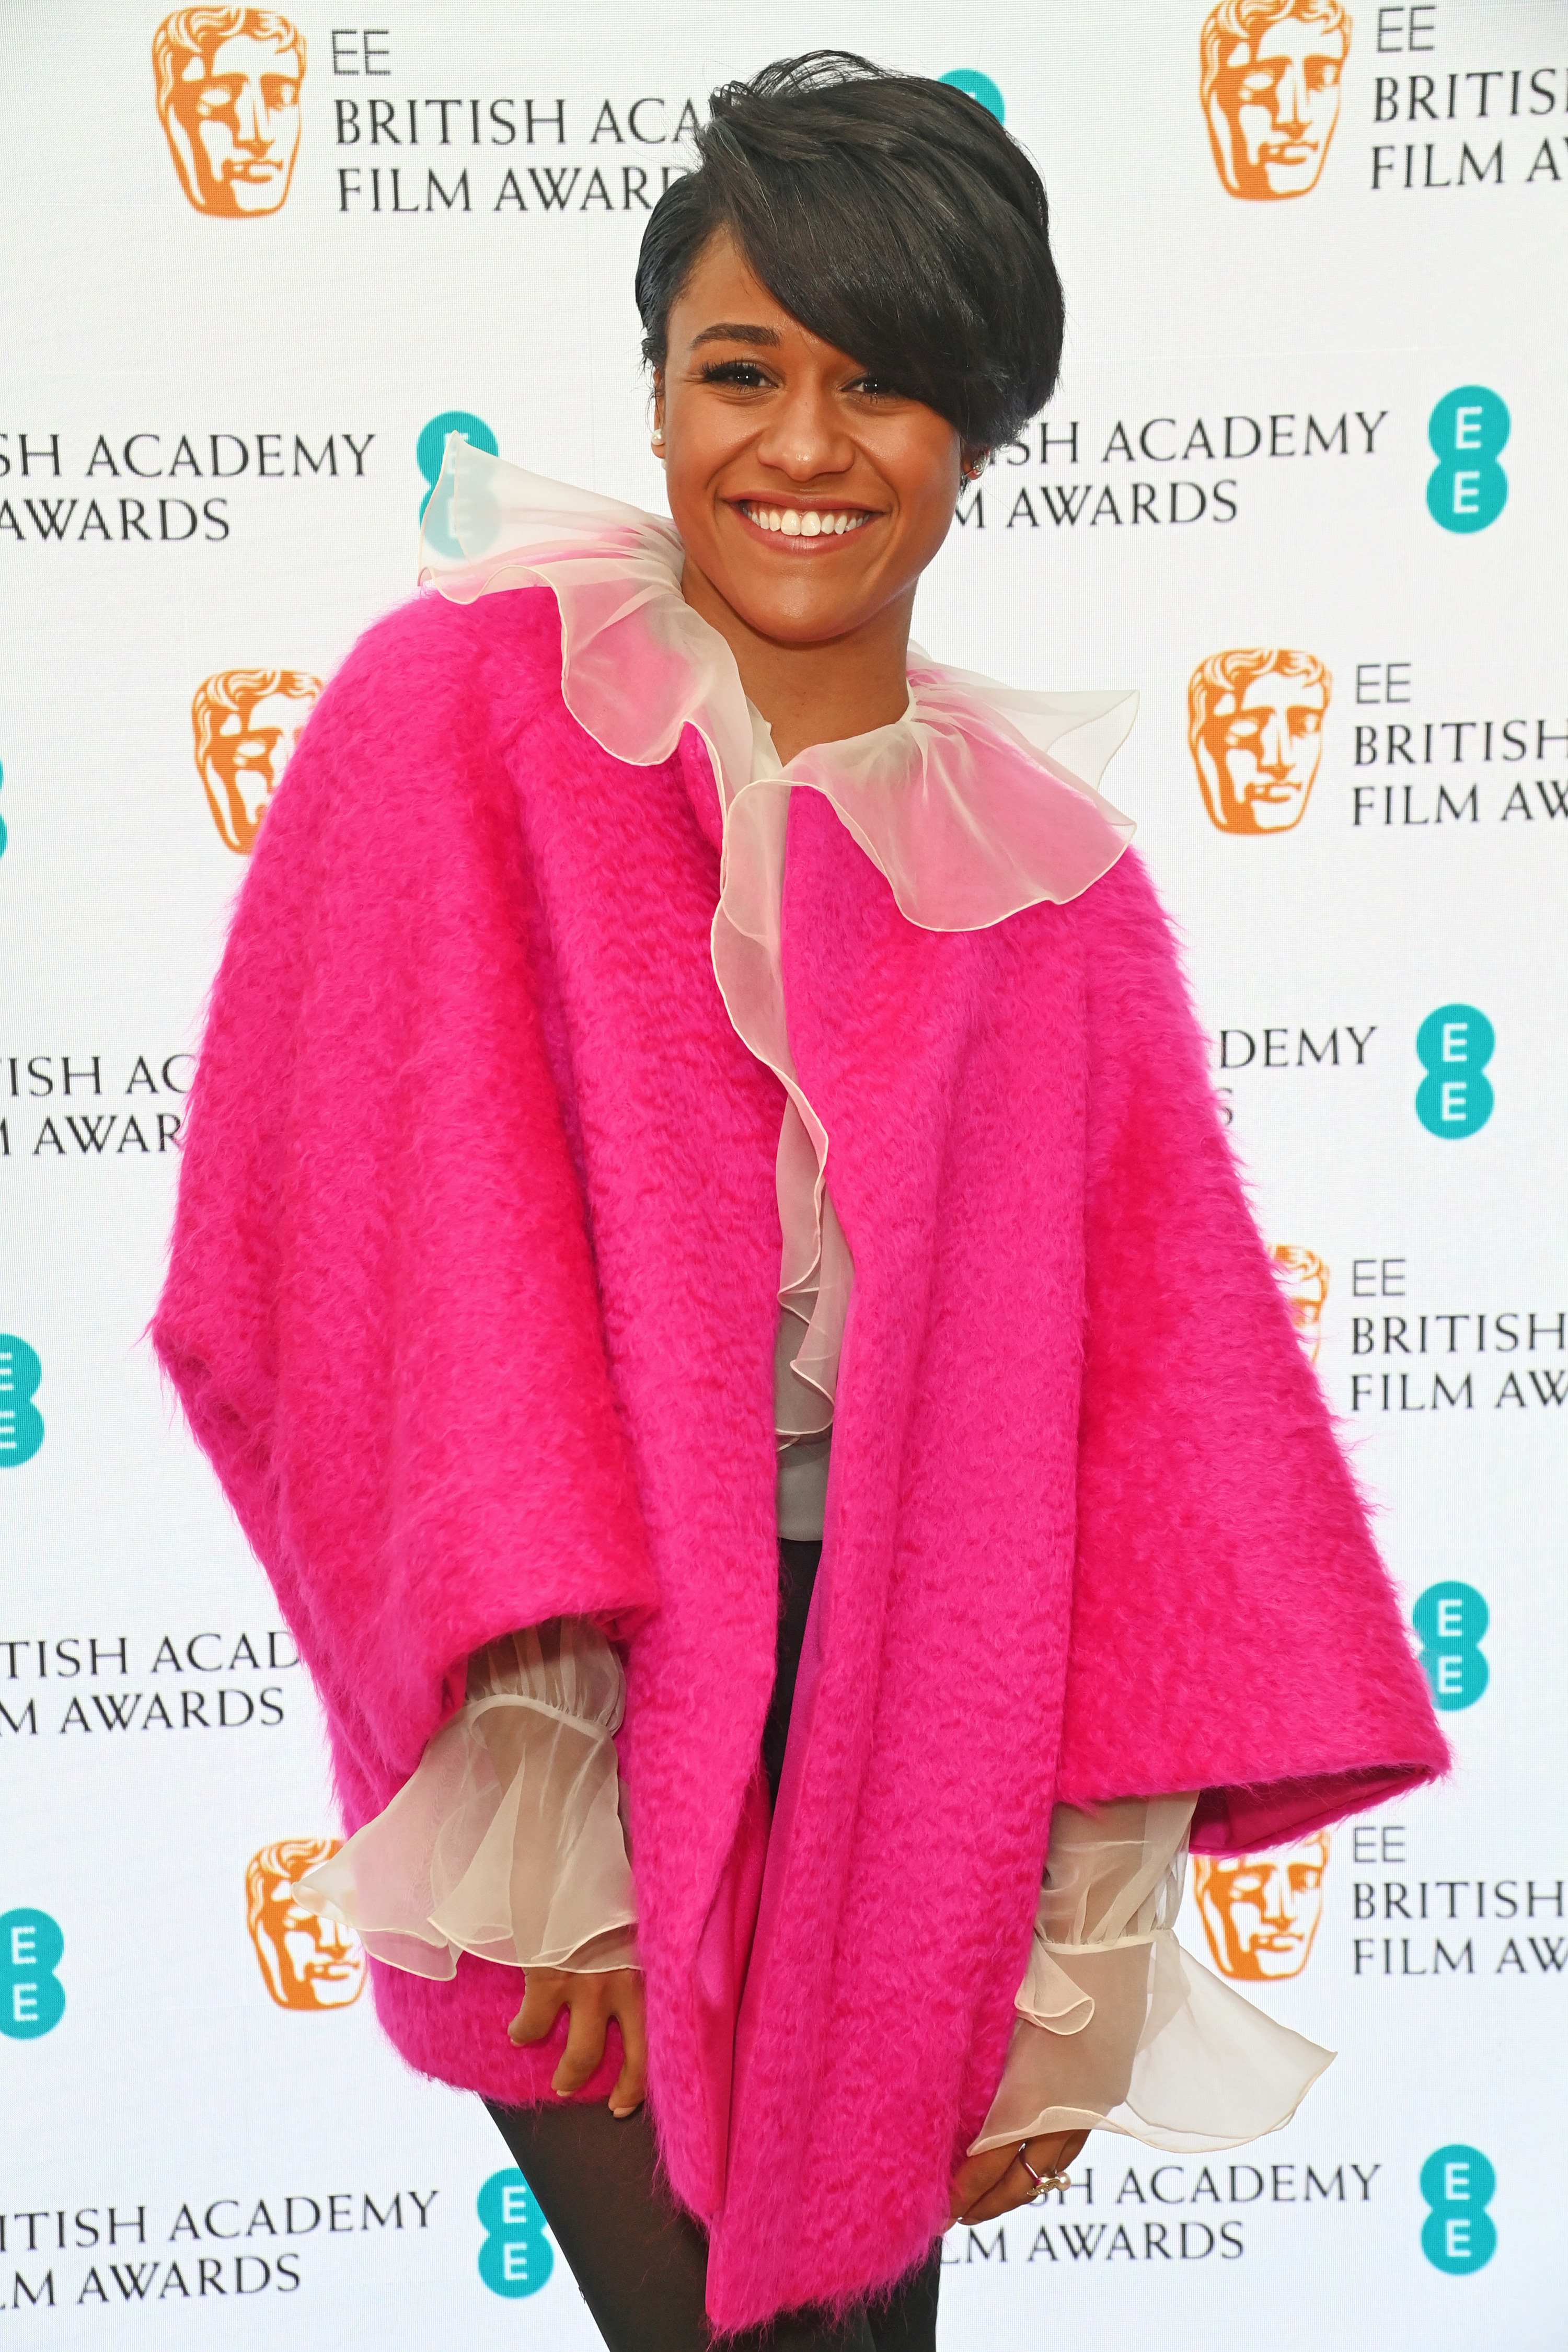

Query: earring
651 428 665 447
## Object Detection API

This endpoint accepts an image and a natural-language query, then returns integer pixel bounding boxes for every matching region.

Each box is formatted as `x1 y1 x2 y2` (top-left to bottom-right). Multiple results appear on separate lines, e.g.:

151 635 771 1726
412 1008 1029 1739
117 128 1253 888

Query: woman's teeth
740 505 870 538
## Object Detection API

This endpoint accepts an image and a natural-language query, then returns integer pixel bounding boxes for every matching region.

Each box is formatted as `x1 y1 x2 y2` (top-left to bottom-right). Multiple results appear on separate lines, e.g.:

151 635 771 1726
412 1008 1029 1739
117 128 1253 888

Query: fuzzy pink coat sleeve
153 599 658 1824
1057 852 1447 1847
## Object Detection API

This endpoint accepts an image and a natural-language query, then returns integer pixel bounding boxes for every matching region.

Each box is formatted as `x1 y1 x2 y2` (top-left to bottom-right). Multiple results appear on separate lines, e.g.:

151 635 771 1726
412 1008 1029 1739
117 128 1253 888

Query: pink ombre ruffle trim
418 437 1137 1427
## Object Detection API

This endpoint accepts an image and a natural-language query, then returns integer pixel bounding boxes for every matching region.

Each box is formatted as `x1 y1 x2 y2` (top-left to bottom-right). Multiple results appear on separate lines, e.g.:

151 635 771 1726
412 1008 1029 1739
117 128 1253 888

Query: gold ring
1017 2149 1070 2202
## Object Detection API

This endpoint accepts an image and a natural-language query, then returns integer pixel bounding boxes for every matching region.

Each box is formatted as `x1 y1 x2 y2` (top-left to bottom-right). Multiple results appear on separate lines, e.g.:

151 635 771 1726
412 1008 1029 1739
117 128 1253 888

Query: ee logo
0 1335 44 1466
1 753 7 857
1 1909 65 2039
1413 1583 1489 1711
940 69 1005 123
1426 386 1508 534
417 410 498 558
477 2168 553 2298
1420 2145 1496 2274
1415 1005 1494 1137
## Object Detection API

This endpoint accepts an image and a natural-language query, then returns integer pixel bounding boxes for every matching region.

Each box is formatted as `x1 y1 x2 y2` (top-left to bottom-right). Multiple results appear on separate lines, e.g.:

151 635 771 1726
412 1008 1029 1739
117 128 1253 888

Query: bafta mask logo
1270 1244 1329 1363
1188 649 1330 834
1193 1836 1330 1980
1200 0 1351 201
153 9 306 217
245 1839 366 2011
192 667 320 851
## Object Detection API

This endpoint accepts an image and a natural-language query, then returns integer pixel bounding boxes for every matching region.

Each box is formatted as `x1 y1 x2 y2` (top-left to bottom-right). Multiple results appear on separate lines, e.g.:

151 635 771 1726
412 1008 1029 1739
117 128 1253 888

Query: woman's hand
508 1967 648 2116
948 2130 1089 2226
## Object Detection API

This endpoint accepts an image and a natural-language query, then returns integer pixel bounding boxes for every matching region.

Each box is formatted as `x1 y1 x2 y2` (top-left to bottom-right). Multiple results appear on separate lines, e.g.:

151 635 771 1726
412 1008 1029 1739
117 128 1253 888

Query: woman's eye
698 360 771 388
849 377 896 399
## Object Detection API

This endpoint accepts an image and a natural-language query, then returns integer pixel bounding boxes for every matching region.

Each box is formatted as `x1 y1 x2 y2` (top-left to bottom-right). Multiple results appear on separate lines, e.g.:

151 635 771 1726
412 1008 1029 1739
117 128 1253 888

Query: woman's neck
679 559 915 767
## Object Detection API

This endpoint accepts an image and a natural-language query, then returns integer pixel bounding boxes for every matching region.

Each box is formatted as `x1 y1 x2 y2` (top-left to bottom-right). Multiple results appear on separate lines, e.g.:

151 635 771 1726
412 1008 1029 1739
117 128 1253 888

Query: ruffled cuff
291 1620 639 1980
969 1795 1333 2157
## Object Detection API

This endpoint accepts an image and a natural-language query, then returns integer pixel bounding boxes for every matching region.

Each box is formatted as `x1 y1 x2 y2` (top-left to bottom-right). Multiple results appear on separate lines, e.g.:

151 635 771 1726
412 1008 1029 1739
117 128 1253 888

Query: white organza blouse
301 1640 1331 2153
301 1623 639 1979
293 448 1333 2158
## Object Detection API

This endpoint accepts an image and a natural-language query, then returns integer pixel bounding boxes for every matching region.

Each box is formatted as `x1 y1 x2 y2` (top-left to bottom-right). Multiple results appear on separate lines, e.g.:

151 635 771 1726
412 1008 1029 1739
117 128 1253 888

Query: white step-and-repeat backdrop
2 3 1564 2343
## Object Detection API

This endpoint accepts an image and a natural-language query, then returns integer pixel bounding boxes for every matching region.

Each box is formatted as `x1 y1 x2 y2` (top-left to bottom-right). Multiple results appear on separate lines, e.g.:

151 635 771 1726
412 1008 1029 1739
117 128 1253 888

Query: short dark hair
635 52 1064 452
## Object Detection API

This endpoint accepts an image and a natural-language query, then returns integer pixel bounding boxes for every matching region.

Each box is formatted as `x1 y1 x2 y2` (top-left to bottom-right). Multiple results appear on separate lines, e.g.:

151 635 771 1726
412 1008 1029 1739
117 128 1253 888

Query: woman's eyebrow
687 322 783 351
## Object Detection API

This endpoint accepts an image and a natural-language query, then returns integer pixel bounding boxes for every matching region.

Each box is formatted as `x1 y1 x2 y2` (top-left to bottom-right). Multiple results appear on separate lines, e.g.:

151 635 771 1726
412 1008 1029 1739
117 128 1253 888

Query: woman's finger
948 2143 1017 2226
951 2130 1094 2226
606 1970 648 2117
1024 2129 1089 2178
551 1982 611 2096
508 1969 570 2048
954 2150 1038 2225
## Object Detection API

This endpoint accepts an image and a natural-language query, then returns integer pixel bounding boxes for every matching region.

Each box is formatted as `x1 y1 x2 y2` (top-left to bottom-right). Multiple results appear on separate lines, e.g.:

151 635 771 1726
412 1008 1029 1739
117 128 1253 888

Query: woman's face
655 231 969 649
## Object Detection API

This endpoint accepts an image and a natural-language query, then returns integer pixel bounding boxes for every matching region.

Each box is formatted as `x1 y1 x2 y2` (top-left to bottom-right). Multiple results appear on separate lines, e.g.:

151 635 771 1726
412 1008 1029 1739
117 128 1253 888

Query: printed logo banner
2 5 1562 2345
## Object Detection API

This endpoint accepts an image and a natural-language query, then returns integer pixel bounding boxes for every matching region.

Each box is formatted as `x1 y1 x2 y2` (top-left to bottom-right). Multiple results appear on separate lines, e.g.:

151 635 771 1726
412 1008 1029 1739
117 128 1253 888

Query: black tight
762 1537 824 1806
486 2096 941 2352
487 1541 942 2350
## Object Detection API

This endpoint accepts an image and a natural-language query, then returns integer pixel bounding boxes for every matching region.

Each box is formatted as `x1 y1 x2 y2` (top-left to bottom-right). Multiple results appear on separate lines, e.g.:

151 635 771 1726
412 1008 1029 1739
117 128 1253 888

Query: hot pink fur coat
155 584 1447 2328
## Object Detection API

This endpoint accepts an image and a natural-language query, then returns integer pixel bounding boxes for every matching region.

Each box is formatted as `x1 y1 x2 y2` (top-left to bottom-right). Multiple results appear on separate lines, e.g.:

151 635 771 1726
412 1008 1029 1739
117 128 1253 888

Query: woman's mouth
733 500 875 540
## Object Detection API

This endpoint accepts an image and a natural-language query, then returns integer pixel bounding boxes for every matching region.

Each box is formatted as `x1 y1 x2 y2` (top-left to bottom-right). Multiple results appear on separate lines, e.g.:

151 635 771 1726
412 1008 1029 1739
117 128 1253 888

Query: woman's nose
753 386 854 482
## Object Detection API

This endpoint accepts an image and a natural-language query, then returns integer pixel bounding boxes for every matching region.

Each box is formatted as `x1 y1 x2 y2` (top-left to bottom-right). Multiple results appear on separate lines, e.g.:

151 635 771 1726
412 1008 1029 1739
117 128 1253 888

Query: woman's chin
715 581 878 650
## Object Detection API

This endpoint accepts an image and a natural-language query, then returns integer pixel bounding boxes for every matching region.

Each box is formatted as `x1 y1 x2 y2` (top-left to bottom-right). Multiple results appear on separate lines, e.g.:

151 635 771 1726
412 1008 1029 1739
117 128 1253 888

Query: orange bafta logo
192 668 319 851
1200 0 1351 201
1188 649 1330 834
245 1839 366 2010
1270 1244 1329 1363
1193 1836 1330 1979
153 9 306 216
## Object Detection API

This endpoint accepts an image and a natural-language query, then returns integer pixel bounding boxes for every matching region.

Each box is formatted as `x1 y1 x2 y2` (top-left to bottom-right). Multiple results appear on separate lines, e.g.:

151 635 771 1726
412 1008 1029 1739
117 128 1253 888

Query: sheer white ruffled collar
419 435 1138 1431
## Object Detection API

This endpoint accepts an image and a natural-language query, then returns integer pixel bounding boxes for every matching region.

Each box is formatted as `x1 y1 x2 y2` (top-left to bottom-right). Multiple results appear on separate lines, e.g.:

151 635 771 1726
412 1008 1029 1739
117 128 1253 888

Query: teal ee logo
1415 1004 1494 1137
940 69 1005 123
1 1909 65 2038
0 754 7 857
1426 386 1508 534
477 2169 552 2298
0 1335 44 1465
418 409 497 555
1420 2145 1496 2274
1413 1583 1489 1711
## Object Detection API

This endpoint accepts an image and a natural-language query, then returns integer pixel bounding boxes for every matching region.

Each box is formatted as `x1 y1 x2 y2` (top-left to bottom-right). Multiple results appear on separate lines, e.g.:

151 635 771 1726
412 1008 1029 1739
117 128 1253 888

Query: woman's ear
651 372 667 456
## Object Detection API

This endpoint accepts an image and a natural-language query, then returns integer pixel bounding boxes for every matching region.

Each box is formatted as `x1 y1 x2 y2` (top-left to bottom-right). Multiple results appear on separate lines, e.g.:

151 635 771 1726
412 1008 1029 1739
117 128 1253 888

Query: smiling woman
155 47 1447 2352
651 232 971 761
637 56 1062 760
